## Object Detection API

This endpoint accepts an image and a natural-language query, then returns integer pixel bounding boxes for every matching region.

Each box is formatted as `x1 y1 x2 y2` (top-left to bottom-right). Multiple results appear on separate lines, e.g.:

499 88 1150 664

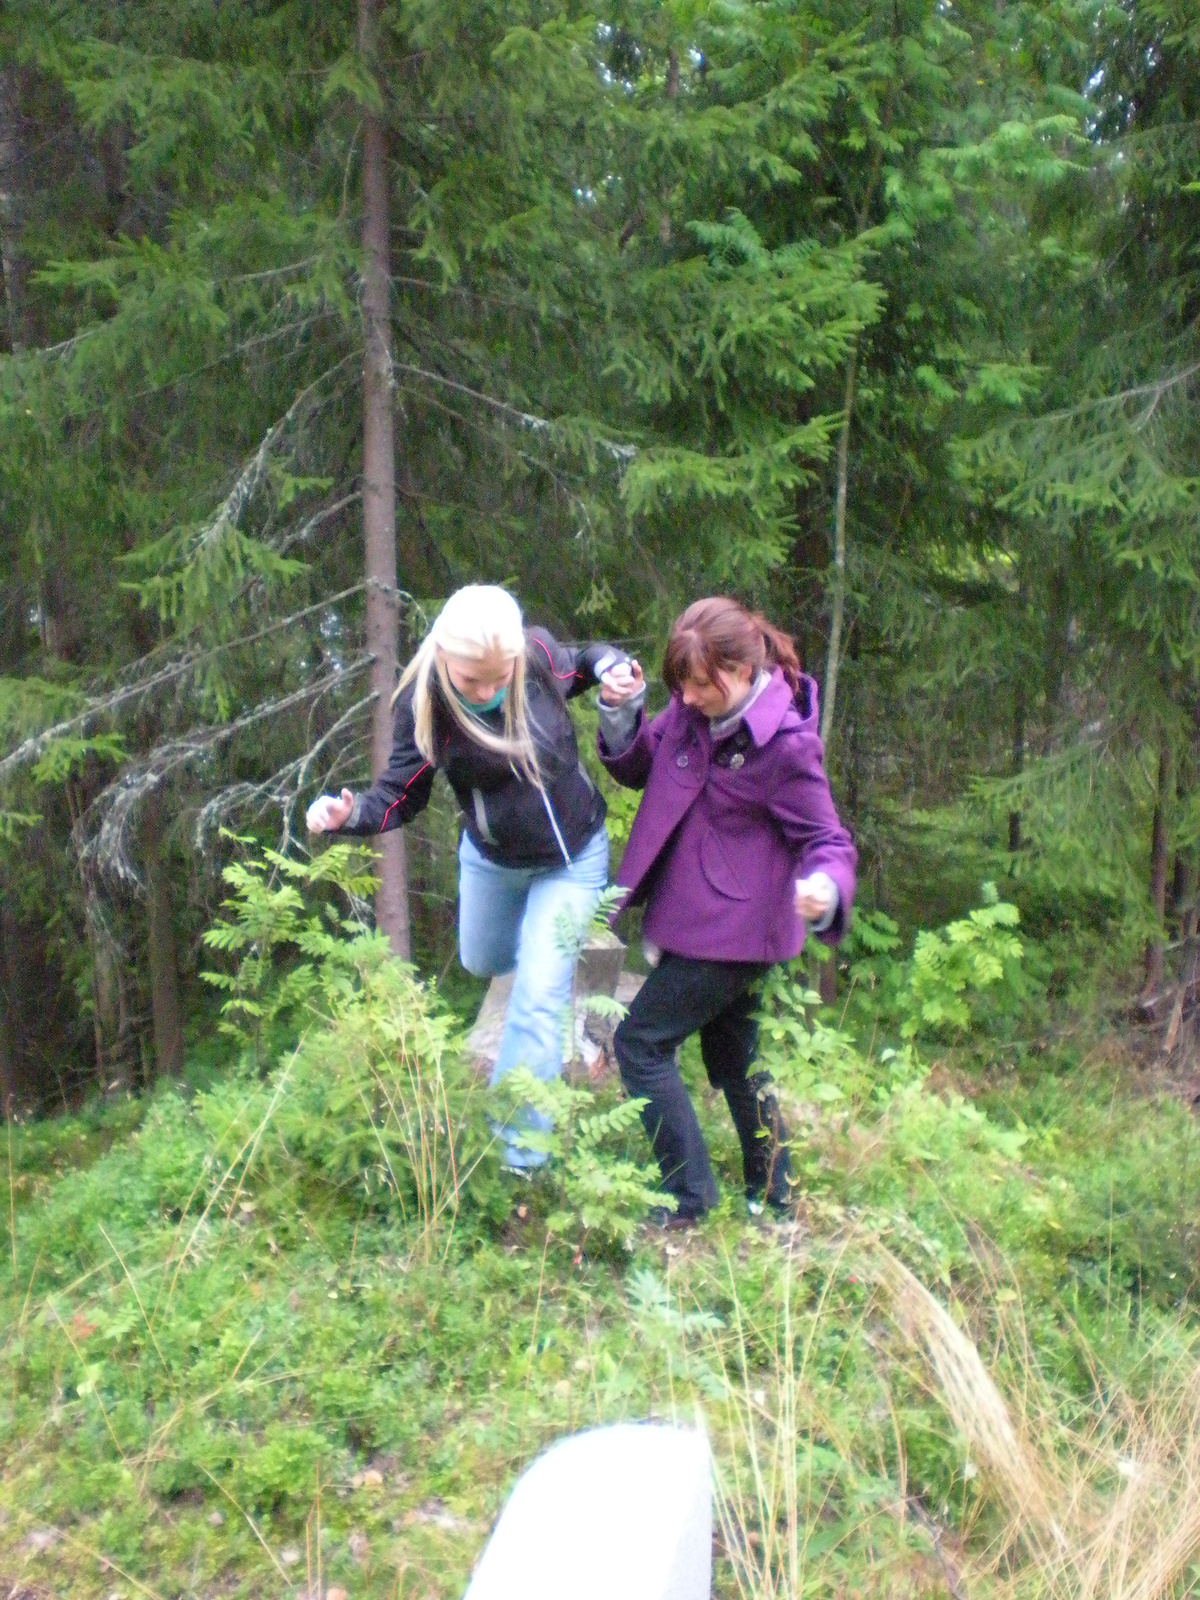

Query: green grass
4 1018 1200 1599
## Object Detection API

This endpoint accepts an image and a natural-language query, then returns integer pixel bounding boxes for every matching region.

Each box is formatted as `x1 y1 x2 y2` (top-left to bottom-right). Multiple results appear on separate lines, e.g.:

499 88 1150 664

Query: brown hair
662 597 803 698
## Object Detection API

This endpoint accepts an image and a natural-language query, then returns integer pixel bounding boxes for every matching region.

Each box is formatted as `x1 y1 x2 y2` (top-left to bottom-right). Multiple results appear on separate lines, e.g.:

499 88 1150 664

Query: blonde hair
395 585 543 786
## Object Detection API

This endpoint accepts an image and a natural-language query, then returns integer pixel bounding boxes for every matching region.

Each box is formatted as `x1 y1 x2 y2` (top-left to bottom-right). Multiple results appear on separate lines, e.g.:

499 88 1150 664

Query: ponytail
757 615 802 697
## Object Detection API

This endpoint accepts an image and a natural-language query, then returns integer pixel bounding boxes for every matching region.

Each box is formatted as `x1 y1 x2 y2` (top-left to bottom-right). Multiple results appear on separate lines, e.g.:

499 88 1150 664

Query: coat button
676 752 689 768
730 752 745 770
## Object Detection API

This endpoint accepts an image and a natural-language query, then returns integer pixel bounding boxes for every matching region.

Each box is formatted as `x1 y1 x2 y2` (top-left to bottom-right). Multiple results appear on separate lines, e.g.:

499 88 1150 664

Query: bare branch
390 358 638 462
223 255 325 285
1032 359 1200 429
396 383 600 523
189 356 358 562
903 1498 969 1600
193 692 374 858
0 583 384 784
271 492 361 555
75 657 373 886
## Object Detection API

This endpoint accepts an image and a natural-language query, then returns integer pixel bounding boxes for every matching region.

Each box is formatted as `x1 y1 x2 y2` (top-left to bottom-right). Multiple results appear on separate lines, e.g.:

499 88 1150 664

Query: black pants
613 954 790 1218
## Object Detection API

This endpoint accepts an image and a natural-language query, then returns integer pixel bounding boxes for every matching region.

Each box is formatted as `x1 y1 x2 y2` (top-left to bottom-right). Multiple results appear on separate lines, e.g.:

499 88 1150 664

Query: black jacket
342 627 624 868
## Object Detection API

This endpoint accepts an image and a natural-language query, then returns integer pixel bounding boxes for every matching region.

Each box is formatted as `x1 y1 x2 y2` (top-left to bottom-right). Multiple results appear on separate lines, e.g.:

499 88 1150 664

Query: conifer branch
127 316 345 402
1029 359 1200 429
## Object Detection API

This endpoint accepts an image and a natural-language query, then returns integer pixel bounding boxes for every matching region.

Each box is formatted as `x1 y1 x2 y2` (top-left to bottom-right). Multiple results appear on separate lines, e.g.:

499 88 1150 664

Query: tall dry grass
878 1247 1200 1600
665 1230 1200 1600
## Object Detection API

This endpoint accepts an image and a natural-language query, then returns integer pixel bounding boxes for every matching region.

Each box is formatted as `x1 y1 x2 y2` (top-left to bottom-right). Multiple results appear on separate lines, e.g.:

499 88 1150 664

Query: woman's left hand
600 659 644 705
795 873 836 923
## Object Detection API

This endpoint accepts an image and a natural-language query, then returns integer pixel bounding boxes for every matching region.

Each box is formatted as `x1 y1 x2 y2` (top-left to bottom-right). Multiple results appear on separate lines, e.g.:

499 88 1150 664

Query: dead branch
75 657 373 886
271 491 361 555
390 357 638 462
192 692 374 857
188 358 357 562
0 584 387 784
904 1497 970 1600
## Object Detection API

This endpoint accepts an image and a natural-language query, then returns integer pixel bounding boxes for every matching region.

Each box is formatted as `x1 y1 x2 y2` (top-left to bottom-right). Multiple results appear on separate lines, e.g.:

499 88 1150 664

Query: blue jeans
458 826 609 1167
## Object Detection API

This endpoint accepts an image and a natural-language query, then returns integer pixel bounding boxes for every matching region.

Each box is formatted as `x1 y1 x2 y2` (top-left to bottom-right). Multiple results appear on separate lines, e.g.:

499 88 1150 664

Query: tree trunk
820 344 858 746
1008 681 1026 852
818 953 838 1009
1170 753 1195 933
1184 851 1200 947
843 655 860 820
1040 566 1070 756
396 460 447 596
144 789 184 1079
1184 862 1199 942
85 890 130 1091
816 97 892 748
0 905 17 1118
1187 709 1200 942
64 776 129 1091
1143 735 1173 999
0 66 24 353
359 0 411 960
1174 852 1198 942
0 1011 13 1122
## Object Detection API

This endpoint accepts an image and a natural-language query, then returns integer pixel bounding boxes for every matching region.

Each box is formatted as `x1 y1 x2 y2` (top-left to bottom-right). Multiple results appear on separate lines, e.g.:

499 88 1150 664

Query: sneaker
747 1191 792 1220
646 1206 704 1232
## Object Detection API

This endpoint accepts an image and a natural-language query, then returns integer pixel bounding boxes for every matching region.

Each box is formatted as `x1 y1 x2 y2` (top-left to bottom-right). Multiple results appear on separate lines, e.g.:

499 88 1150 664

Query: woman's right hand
306 788 355 834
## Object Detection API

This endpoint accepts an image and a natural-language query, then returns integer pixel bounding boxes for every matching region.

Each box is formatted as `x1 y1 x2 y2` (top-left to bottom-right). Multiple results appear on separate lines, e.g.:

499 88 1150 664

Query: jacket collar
708 669 772 741
678 668 820 746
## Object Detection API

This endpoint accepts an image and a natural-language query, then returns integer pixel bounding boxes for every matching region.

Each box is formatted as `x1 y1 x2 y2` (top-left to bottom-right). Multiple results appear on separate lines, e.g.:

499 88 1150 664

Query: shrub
492 1068 669 1252
201 841 494 1243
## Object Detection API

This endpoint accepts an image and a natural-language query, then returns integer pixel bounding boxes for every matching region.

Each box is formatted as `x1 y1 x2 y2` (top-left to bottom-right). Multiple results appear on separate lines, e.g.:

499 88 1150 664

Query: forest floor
3 1010 1200 1600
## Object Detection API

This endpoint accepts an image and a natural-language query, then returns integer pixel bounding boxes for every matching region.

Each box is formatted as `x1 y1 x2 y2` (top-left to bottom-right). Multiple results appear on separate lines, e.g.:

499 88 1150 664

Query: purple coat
599 669 857 963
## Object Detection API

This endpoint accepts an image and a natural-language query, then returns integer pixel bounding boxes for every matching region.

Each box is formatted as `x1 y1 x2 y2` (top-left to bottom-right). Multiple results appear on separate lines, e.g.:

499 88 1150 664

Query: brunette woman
598 597 856 1223
307 584 637 1167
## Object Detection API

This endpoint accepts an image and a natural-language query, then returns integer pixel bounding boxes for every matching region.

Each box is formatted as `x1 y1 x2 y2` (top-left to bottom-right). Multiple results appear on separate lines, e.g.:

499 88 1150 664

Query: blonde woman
306 585 637 1169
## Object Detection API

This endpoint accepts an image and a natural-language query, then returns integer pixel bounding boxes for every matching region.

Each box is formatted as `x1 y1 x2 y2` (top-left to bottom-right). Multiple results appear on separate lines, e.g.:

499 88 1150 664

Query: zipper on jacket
472 788 497 844
540 788 573 866
475 781 572 868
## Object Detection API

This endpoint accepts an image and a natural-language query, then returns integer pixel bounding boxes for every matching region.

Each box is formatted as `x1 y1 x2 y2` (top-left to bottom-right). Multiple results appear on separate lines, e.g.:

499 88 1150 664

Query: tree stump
465 931 640 1085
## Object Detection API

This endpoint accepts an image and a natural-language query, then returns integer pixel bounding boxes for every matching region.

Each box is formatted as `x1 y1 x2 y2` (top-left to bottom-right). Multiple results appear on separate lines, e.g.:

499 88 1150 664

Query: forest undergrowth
4 852 1200 1600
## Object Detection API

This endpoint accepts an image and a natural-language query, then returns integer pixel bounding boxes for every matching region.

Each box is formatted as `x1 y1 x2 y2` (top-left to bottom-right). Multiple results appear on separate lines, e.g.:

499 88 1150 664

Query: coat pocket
698 827 751 901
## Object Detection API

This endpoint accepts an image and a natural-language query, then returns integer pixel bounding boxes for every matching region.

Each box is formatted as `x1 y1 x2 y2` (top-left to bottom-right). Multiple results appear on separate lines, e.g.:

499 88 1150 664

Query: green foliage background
1 7 1200 1592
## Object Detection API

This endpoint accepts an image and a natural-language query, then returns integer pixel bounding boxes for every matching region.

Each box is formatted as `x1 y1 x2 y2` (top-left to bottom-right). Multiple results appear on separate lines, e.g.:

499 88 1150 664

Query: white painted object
464 1423 712 1600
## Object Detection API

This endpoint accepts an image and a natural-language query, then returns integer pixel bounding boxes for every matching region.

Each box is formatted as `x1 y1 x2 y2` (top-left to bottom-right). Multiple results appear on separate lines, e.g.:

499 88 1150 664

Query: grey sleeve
597 685 647 754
